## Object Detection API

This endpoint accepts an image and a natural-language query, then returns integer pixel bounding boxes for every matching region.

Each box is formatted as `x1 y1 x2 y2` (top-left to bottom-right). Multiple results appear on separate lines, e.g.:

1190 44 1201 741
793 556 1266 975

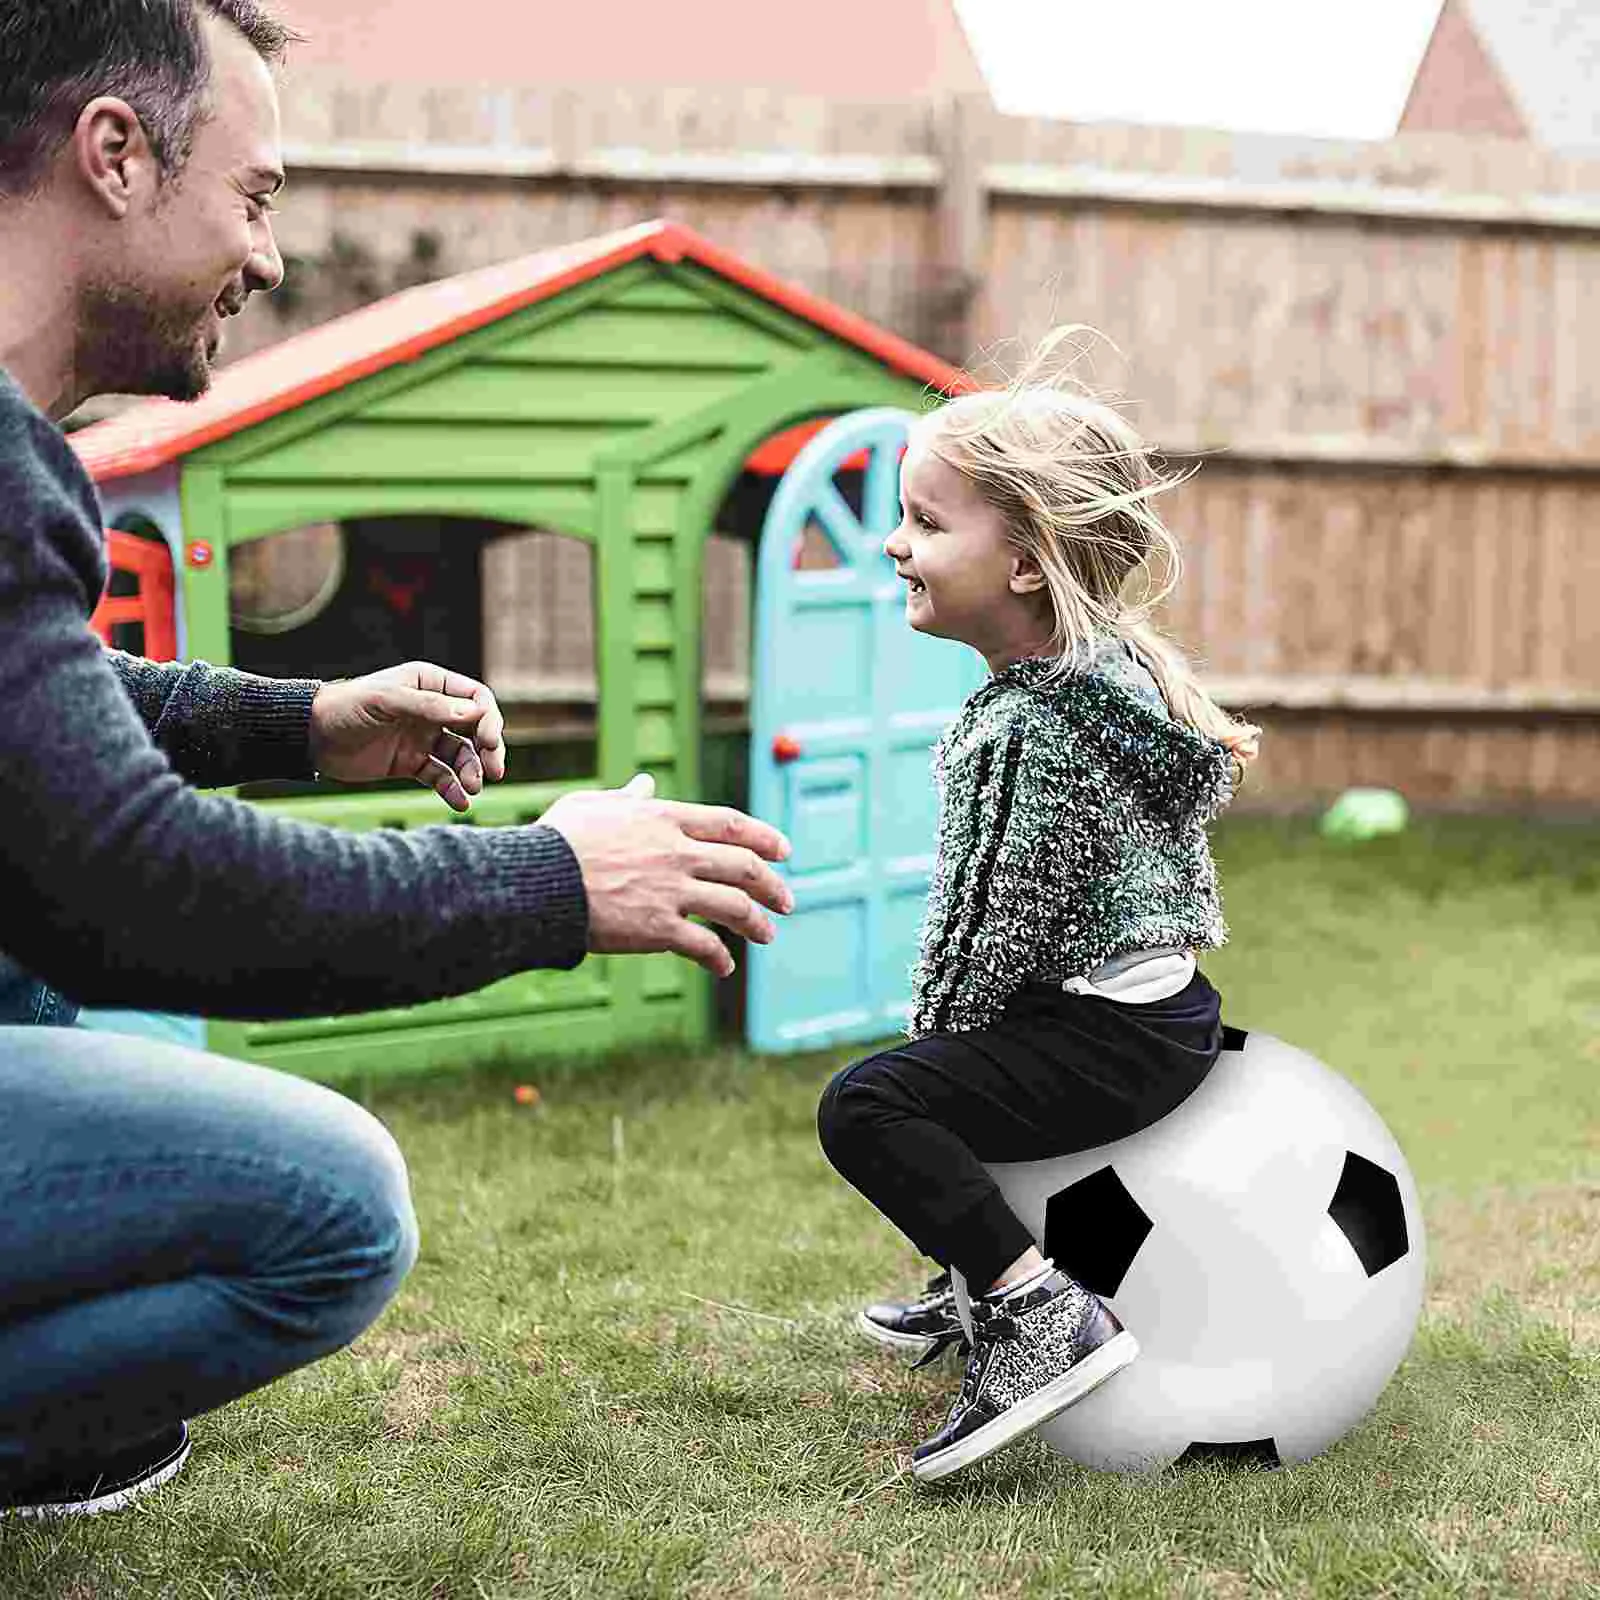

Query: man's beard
78 280 217 404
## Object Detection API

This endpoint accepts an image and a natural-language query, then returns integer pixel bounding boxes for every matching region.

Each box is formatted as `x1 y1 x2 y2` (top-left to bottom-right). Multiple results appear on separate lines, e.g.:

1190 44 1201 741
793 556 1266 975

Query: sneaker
0 1422 191 1518
857 1270 969 1367
911 1268 1137 1482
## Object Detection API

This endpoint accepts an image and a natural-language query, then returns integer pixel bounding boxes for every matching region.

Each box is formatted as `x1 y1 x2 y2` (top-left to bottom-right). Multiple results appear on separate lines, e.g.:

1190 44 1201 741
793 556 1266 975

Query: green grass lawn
4 816 1598 1599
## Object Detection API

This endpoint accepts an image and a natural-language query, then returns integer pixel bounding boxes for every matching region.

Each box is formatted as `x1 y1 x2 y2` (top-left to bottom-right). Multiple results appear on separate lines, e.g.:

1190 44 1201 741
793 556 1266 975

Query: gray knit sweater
907 646 1235 1037
0 370 589 1020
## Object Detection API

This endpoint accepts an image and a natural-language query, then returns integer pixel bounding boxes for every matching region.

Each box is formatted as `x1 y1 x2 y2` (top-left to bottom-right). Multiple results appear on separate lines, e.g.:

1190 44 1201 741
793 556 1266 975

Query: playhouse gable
71 220 965 487
194 251 932 562
193 261 792 463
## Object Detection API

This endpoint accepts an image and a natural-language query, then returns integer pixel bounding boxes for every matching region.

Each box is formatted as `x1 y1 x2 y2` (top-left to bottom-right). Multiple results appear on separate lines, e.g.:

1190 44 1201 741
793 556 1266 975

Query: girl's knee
815 1062 855 1153
816 1055 893 1157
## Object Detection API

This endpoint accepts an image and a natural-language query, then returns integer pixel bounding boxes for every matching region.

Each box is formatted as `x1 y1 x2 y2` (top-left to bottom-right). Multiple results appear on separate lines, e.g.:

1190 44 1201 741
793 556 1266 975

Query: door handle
772 734 802 764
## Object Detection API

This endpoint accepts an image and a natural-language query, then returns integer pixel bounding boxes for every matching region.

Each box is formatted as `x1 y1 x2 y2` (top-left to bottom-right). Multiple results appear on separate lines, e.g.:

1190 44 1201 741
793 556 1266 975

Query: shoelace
970 1300 1022 1344
910 1327 965 1370
906 1273 964 1370
947 1300 1022 1404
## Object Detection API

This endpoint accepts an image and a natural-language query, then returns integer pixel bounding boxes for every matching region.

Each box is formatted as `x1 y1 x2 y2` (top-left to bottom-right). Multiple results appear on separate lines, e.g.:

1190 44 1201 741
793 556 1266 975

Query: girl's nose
883 525 910 560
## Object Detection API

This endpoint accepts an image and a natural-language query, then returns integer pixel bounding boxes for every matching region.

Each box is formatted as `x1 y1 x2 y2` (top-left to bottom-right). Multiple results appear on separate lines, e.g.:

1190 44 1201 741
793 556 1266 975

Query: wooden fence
230 76 1600 811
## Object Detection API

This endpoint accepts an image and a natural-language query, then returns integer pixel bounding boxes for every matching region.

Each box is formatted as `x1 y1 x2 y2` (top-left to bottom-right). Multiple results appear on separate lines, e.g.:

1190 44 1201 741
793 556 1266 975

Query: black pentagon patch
1328 1151 1409 1276
1043 1165 1152 1299
1175 1438 1282 1471
1220 1025 1249 1052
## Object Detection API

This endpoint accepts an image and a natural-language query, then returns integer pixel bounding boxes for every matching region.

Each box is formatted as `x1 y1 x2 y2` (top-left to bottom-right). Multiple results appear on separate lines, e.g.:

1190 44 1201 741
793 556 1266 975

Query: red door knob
772 734 803 764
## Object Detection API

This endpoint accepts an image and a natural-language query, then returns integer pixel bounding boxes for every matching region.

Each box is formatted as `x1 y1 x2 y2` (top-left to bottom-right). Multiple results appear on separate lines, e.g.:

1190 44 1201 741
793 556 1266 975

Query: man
0 0 792 1516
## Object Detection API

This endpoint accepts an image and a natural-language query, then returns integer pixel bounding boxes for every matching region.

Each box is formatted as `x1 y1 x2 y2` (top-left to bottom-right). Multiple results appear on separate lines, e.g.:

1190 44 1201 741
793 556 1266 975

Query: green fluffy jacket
908 645 1236 1038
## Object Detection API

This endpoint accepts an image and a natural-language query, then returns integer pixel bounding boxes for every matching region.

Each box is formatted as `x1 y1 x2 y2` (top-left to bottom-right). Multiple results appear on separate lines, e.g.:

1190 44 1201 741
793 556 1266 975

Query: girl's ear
1009 551 1047 596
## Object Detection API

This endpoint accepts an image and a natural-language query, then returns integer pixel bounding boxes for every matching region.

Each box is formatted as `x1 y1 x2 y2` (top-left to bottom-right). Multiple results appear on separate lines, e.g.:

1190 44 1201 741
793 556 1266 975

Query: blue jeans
0 1019 419 1473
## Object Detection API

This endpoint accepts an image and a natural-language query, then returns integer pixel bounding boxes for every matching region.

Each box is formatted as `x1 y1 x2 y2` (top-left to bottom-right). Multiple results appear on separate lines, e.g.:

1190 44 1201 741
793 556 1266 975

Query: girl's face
884 433 1051 670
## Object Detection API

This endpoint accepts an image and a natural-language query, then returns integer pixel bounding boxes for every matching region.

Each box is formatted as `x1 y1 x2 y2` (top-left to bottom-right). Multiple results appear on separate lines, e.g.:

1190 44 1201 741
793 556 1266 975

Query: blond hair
918 326 1261 780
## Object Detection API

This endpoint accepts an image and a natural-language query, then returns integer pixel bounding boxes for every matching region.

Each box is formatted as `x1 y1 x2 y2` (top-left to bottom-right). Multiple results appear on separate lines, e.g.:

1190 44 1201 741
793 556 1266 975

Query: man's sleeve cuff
485 823 592 972
223 670 322 782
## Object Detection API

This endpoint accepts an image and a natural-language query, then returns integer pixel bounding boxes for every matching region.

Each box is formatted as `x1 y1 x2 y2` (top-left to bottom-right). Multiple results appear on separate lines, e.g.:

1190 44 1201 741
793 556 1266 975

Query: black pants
816 971 1222 1289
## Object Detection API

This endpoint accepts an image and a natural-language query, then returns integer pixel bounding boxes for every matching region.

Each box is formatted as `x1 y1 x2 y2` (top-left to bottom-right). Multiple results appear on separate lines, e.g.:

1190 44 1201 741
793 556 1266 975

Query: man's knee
320 1097 420 1289
257 1088 420 1345
346 1124 420 1298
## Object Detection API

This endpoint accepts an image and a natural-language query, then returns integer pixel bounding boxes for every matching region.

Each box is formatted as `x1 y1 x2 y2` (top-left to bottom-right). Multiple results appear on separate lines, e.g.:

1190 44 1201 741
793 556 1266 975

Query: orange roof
274 0 988 101
72 219 971 483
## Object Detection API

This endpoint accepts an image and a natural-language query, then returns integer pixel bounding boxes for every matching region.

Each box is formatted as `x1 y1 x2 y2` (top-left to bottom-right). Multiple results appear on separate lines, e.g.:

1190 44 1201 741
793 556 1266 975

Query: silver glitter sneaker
857 1270 969 1366
910 1268 1138 1481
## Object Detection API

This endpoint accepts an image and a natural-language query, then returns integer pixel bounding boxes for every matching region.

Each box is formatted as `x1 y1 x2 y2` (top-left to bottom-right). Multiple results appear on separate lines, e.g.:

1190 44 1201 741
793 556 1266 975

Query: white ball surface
952 1030 1426 1472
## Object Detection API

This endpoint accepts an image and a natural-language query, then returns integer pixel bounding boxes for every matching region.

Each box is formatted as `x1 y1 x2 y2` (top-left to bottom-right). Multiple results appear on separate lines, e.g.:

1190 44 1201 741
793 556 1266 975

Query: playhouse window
482 529 599 751
234 513 549 791
702 533 751 706
793 520 844 571
234 515 494 693
92 518 176 660
231 523 345 635
481 527 753 726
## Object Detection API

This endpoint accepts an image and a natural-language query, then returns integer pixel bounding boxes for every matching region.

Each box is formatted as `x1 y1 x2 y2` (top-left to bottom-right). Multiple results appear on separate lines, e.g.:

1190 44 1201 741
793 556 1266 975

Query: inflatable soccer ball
952 1027 1426 1472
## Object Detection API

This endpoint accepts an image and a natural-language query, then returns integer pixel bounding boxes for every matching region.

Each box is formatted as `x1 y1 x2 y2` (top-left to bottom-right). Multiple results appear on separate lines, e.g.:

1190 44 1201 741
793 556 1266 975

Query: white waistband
1056 948 1196 1005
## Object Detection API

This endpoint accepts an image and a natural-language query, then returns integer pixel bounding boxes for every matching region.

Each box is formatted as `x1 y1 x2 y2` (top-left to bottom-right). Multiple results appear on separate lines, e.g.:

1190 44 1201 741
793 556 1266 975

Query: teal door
746 408 984 1053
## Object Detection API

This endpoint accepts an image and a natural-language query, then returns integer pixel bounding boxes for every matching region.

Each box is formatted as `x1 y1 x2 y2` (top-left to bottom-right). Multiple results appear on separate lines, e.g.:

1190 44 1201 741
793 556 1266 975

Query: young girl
816 328 1261 1482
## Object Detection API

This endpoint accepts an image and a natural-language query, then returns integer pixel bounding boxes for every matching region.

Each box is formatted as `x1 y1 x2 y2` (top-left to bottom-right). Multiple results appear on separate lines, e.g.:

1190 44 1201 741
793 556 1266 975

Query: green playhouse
73 219 980 1081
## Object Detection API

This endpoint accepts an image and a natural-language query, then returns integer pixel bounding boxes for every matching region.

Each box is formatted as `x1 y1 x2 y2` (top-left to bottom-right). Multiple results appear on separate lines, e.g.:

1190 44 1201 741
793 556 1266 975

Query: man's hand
310 662 507 814
540 775 794 978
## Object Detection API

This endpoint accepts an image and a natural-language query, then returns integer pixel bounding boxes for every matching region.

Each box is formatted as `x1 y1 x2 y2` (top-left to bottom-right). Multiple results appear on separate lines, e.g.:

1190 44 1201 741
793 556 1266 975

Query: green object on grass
1320 787 1410 841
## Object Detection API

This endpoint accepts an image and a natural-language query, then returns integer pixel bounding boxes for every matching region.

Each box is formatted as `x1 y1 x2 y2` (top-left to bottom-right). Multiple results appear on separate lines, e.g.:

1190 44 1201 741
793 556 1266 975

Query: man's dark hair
0 0 295 197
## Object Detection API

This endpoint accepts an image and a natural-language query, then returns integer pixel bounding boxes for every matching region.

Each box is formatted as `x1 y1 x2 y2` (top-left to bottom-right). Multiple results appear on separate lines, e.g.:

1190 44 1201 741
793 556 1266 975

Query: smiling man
2 3 287 412
0 0 792 1519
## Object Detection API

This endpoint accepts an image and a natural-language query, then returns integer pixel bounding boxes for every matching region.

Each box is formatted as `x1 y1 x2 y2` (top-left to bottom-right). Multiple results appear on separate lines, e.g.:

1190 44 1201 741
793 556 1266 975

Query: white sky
953 0 1446 140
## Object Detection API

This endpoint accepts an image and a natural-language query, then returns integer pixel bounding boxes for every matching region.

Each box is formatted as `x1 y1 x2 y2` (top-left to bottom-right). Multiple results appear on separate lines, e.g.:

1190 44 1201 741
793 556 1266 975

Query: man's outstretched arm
2 376 791 1017
109 651 510 814
106 651 321 789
